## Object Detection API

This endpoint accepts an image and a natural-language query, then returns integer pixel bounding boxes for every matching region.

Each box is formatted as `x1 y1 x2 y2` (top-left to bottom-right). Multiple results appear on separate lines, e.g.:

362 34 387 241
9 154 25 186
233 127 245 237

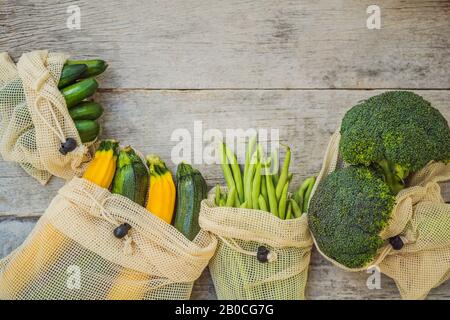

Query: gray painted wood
1 0 449 89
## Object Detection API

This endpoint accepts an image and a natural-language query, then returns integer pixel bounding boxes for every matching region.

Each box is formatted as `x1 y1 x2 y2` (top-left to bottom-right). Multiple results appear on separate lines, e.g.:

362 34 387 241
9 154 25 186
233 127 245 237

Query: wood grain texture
1 0 449 89
1 0 450 300
1 89 448 215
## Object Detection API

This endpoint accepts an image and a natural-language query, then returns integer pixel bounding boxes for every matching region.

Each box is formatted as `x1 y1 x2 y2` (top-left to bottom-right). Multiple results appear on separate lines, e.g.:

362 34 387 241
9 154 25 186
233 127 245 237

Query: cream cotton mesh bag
199 189 313 300
0 177 217 300
0 51 93 185
309 131 450 300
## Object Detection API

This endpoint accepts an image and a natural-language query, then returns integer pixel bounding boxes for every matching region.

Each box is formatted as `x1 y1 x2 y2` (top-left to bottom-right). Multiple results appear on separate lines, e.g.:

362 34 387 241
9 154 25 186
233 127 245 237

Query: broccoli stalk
376 159 405 195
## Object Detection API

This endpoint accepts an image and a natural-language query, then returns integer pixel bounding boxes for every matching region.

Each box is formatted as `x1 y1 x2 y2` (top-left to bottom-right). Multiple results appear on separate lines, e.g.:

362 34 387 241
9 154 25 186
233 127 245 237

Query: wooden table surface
1 0 449 300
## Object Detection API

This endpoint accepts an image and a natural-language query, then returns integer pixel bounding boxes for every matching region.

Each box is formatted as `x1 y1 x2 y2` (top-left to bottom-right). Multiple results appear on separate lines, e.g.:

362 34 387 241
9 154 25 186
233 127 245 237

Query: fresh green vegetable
285 201 292 220
226 186 236 207
243 151 257 209
61 78 98 108
111 146 149 206
277 182 289 219
173 163 208 241
219 143 236 193
258 195 268 212
271 148 279 186
251 162 262 210
308 166 395 268
58 64 87 89
340 91 450 194
69 101 103 120
244 135 257 197
66 59 108 77
225 144 244 203
215 185 221 206
265 166 278 217
217 138 312 220
74 120 100 143
290 199 302 218
302 176 315 213
275 145 291 200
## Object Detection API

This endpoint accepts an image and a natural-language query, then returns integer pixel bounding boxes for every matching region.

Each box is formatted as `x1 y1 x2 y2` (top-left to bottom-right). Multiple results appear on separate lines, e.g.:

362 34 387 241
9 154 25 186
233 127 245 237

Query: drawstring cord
82 190 135 256
218 235 278 263
32 69 67 144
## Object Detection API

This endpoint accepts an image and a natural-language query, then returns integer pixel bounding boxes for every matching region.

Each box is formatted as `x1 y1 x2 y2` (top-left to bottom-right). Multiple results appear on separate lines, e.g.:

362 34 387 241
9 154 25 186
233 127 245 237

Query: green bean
290 199 302 218
258 195 268 212
244 151 257 208
244 135 257 192
302 177 316 213
265 166 278 217
251 162 262 210
225 144 244 203
261 176 269 206
278 182 289 219
219 196 226 207
288 173 293 182
271 148 280 186
275 145 291 200
219 143 236 193
215 185 221 206
226 186 236 207
239 201 248 208
286 201 292 220
294 176 315 213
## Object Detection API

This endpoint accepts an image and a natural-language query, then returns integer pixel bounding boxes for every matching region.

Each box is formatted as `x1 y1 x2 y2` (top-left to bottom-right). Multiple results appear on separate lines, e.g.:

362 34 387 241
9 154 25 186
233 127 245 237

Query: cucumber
58 64 87 89
66 59 108 77
111 146 149 206
74 120 100 143
69 101 103 120
61 78 98 108
173 163 208 241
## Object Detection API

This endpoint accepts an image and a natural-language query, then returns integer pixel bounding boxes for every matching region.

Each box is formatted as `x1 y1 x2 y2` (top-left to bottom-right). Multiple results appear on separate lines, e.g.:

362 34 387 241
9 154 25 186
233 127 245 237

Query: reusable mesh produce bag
0 51 93 185
199 192 313 300
0 177 217 300
310 131 450 300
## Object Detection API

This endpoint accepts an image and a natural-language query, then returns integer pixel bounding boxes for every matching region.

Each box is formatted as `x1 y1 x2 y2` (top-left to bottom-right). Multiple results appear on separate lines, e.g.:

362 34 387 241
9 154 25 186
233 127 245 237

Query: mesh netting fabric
0 51 93 185
0 177 217 300
199 193 313 300
310 131 450 300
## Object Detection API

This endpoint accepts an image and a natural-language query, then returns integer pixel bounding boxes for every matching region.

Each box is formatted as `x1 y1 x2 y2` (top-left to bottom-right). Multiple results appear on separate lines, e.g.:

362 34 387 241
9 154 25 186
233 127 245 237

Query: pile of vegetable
308 91 450 268
83 139 208 241
58 59 108 153
217 137 316 219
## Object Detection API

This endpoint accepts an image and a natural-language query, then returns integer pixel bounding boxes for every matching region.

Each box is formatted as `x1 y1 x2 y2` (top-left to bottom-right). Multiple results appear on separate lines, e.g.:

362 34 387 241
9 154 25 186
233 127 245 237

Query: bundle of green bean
58 59 108 149
216 137 316 219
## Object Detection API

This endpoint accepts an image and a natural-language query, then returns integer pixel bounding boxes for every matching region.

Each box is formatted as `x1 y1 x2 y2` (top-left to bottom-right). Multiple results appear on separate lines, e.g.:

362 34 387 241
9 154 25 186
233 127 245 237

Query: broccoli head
308 166 395 269
340 91 450 194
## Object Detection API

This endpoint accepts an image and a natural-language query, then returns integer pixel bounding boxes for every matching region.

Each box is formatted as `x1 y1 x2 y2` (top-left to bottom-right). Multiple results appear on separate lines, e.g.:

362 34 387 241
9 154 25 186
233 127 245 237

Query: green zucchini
173 163 208 241
66 59 108 77
69 101 103 120
111 146 149 206
58 64 87 89
61 78 98 108
74 120 100 143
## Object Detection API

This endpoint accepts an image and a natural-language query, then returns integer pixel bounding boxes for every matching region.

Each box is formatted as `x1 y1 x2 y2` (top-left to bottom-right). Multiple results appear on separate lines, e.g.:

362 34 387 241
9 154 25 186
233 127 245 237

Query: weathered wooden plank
1 0 449 89
1 218 449 300
1 89 449 215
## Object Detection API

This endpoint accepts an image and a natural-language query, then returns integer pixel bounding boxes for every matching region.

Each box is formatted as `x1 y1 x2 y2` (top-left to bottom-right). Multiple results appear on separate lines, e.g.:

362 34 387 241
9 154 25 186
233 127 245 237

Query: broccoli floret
308 166 395 268
340 91 450 194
